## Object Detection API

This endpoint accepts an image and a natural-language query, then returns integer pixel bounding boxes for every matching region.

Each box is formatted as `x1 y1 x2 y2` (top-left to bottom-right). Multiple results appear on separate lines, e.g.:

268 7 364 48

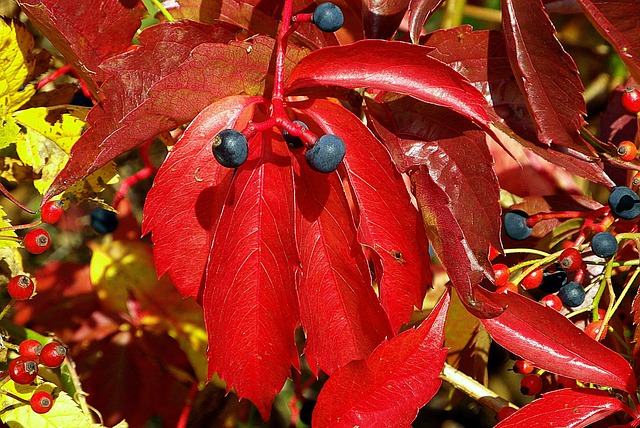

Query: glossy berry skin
504 210 532 241
558 248 582 271
608 186 640 220
521 267 543 289
496 282 518 294
7 275 34 300
492 264 510 287
19 340 42 361
622 87 640 115
40 200 64 224
540 294 562 311
23 228 50 255
617 140 638 161
305 134 346 173
585 320 607 341
591 231 618 258
90 208 118 234
556 376 577 389
212 129 248 168
30 391 53 414
558 281 585 307
496 406 517 422
313 2 344 32
8 356 38 384
513 359 534 375
40 341 67 368
520 373 543 396
282 120 308 149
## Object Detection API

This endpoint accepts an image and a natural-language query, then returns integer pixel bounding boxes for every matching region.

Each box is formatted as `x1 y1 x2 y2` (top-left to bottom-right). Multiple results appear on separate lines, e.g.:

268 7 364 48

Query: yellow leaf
0 115 23 151
0 156 36 183
0 19 35 117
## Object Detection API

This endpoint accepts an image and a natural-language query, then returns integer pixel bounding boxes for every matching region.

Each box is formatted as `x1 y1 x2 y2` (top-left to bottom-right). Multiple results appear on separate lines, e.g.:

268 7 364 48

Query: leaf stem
150 0 175 22
0 183 35 214
0 220 42 233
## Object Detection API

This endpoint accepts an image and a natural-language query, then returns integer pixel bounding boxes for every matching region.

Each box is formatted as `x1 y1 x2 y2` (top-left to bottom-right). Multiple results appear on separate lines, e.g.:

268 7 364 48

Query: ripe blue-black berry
91 208 118 234
608 186 640 220
212 129 248 168
504 210 532 240
305 134 346 173
558 281 585 307
591 231 618 258
313 2 344 32
282 120 308 149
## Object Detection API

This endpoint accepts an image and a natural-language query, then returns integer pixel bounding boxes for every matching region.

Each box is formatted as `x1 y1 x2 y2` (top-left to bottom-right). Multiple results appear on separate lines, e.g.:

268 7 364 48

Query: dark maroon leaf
362 0 409 39
17 0 146 96
496 388 635 428
479 289 637 394
295 99 431 332
312 290 450 428
501 0 595 156
408 0 444 43
576 0 640 81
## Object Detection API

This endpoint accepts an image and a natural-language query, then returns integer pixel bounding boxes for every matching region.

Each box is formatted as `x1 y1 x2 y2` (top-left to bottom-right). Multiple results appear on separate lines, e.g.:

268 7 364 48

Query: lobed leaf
312 290 450 427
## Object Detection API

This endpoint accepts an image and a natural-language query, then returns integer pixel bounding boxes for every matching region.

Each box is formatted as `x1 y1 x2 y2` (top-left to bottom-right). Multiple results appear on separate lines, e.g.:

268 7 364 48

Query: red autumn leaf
295 99 431 332
501 0 595 156
362 0 409 39
478 289 637 394
17 0 146 96
293 152 392 376
576 0 640 81
408 0 445 43
312 290 450 428
496 388 636 428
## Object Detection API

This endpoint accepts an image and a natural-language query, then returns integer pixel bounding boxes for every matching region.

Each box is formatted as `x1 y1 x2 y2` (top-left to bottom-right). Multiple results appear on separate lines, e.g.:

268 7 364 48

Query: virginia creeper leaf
296 99 431 332
293 152 392 376
501 0 595 156
496 388 635 428
362 0 409 40
408 0 444 44
312 290 450 428
479 289 637 394
203 131 300 420
17 0 146 96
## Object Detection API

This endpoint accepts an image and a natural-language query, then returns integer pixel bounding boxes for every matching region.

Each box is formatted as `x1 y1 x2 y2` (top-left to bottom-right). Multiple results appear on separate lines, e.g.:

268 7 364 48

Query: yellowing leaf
0 19 36 117
0 156 36 183
0 115 24 151
0 205 18 250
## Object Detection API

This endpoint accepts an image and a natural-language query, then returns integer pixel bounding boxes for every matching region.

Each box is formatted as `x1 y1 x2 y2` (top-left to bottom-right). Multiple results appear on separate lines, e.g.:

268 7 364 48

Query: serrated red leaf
17 0 146 96
478 289 637 394
312 290 450 428
408 0 444 43
501 0 595 156
204 131 300 420
293 153 392 376
362 0 409 39
295 99 431 332
496 388 635 428
576 0 640 81
142 96 261 300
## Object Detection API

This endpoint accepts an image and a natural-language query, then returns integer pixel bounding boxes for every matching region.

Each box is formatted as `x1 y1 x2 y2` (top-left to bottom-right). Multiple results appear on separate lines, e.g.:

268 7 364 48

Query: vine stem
0 182 35 214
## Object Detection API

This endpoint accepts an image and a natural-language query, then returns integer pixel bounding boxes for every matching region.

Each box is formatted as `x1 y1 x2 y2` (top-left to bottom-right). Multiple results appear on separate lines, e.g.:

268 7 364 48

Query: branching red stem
37 64 73 90
0 182 35 214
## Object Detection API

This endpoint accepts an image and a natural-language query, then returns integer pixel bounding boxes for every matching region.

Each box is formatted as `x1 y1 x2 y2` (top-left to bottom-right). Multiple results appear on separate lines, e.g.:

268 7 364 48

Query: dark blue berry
504 210 532 241
608 186 640 220
212 129 248 168
305 134 346 173
313 2 344 32
591 232 618 258
282 120 308 149
539 269 568 293
299 399 316 425
90 208 118 234
558 281 586 307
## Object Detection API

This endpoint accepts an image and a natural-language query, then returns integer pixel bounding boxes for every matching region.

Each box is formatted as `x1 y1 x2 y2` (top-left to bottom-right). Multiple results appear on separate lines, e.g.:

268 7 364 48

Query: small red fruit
585 320 608 341
540 294 562 311
30 391 53 414
492 263 510 287
23 228 50 255
8 356 38 384
40 341 67 368
556 375 577 389
496 282 518 294
40 200 64 224
520 373 543 396
513 359 535 374
521 267 543 289
622 87 640 115
617 140 638 162
496 406 517 421
19 340 42 361
558 247 582 271
7 275 35 300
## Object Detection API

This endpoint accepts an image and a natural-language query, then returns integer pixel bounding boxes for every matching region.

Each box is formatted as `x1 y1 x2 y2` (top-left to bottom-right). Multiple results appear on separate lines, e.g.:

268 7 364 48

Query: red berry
540 294 562 311
40 341 67 368
497 282 518 294
496 406 517 421
597 308 606 320
617 140 638 162
558 248 582 272
40 200 64 224
7 275 35 300
488 244 500 261
8 356 38 384
520 373 543 396
585 320 608 341
513 359 535 374
556 375 577 389
622 87 640 115
492 264 510 287
23 228 50 255
30 391 53 414
19 340 42 361
521 267 543 289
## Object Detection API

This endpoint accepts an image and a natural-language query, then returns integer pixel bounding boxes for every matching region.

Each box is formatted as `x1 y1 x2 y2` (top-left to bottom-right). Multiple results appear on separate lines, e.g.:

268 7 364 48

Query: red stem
0 182 36 214
37 64 73 90
176 382 198 428
526 207 610 227
113 166 155 208
0 220 42 233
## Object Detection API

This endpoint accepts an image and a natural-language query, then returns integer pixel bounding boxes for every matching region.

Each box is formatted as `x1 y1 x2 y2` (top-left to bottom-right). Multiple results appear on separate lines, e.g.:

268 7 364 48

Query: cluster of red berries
20 200 65 255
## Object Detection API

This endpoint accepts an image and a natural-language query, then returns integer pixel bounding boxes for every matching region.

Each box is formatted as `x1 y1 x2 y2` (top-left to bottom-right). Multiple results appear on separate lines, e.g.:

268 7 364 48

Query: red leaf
204 131 300 420
479 289 637 394
293 153 392 376
576 0 640 81
295 99 431 332
496 388 634 428
312 290 450 428
362 0 409 39
501 0 595 156
408 0 445 43
18 0 146 96
142 96 261 300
